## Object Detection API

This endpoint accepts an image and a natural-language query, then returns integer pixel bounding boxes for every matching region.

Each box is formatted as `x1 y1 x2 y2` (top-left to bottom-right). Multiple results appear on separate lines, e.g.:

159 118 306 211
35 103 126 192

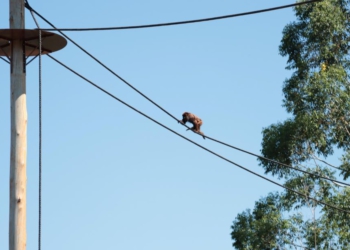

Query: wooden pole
9 0 27 249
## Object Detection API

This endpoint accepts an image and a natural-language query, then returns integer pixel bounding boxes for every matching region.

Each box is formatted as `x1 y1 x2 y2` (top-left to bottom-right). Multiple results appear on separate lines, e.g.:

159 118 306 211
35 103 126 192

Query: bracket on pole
0 29 67 68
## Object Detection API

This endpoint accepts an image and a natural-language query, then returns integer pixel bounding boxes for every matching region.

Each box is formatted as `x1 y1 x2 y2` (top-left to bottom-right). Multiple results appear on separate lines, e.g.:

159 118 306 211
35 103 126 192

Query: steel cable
39 0 322 31
48 54 350 214
24 1 350 188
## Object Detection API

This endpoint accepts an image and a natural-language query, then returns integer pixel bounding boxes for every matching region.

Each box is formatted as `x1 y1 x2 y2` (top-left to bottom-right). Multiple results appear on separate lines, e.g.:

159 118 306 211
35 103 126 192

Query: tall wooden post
0 4 66 250
9 0 27 249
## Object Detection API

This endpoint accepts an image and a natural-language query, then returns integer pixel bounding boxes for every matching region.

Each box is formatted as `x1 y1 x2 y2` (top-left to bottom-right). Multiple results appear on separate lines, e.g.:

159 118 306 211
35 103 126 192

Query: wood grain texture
9 0 27 250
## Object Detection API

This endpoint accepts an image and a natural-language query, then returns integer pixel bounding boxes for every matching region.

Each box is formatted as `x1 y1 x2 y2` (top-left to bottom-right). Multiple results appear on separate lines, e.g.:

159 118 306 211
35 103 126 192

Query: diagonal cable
204 135 350 187
0 57 10 64
24 0 350 188
25 1 179 122
47 53 350 214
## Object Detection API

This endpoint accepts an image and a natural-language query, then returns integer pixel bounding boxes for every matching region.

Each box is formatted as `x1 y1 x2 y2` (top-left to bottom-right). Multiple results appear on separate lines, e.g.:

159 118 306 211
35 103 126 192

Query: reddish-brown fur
179 112 204 138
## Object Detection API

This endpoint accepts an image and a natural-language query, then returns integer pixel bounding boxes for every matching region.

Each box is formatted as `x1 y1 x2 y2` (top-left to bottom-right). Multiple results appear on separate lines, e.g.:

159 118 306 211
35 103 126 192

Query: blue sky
0 1 299 249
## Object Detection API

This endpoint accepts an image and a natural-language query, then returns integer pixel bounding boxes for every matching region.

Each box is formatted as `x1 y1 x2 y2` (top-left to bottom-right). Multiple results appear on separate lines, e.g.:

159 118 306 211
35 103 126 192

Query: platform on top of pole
0 29 67 59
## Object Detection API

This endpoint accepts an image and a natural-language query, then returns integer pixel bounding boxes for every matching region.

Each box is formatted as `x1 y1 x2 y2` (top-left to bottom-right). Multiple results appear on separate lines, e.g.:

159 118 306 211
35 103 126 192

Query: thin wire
25 5 350 188
29 7 43 250
204 135 350 187
38 28 42 250
47 54 350 215
0 56 10 64
25 6 179 123
29 6 40 28
39 0 322 31
24 4 259 132
0 45 11 61
26 54 39 66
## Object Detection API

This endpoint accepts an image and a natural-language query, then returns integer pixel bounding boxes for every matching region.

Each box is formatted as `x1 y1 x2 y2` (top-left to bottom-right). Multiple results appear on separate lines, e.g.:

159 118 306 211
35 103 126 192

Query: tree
232 0 350 249
231 193 296 250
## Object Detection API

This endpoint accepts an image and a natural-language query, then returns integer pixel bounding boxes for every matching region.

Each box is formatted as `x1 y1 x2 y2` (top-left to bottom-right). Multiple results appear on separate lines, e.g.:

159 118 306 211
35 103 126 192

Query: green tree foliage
232 0 350 249
231 193 293 250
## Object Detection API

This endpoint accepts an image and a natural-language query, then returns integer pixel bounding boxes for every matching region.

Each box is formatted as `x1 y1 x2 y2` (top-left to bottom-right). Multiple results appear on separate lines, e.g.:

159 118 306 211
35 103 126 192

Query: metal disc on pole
0 29 67 57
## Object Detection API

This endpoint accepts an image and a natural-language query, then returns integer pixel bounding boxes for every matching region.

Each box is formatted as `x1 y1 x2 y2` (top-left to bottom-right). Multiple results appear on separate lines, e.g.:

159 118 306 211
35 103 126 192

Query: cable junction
47 54 350 215
36 0 322 31
26 2 350 188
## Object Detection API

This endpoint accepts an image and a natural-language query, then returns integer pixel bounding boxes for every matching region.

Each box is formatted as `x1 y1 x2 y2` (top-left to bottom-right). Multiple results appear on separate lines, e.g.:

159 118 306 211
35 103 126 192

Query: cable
25 4 180 123
25 3 350 189
28 7 42 250
38 29 42 250
26 55 39 66
204 135 350 187
37 0 322 31
0 45 11 62
0 57 10 64
47 54 350 215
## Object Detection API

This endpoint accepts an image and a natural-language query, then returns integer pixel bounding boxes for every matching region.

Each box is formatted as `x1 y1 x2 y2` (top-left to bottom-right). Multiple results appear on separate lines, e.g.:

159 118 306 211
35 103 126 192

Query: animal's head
182 112 190 122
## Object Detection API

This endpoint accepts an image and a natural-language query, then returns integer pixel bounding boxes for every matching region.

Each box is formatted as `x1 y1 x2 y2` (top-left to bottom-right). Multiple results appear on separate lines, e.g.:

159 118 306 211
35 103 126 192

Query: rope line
38 29 42 250
28 7 42 250
25 5 180 123
24 3 350 188
204 135 350 187
47 54 350 215
37 0 321 31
